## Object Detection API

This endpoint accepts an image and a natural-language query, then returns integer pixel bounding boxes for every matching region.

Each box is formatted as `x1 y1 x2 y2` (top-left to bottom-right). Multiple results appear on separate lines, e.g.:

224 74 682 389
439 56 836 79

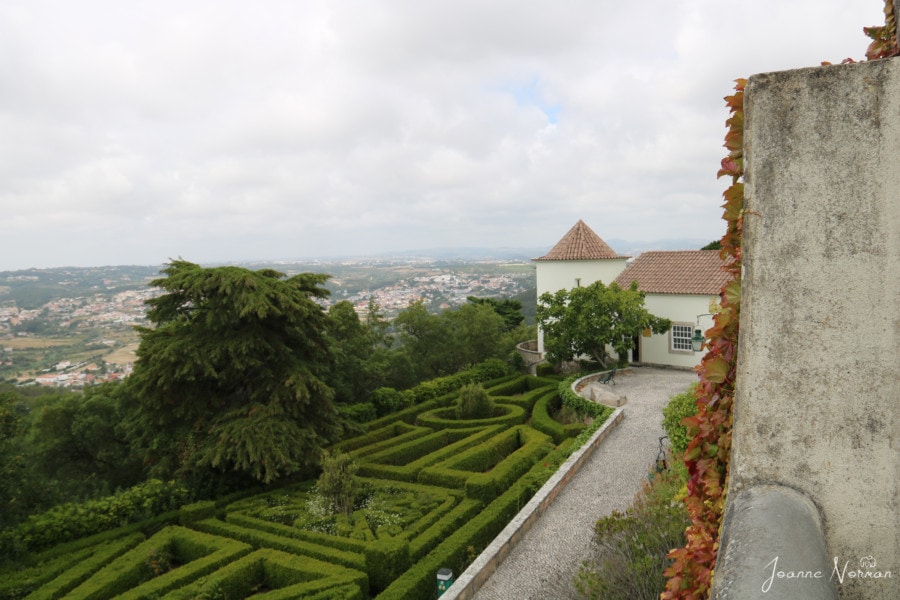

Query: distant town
0 259 536 388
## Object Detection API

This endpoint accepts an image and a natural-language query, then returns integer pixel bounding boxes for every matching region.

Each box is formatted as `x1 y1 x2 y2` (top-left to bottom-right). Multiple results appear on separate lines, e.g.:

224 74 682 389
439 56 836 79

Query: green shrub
455 384 495 419
371 388 413 417
317 451 360 518
407 498 482 560
1 479 189 559
0 545 98 599
223 512 367 555
339 402 377 423
661 384 699 455
164 548 367 600
483 375 528 396
464 428 553 503
535 362 556 377
573 468 689 600
168 548 367 600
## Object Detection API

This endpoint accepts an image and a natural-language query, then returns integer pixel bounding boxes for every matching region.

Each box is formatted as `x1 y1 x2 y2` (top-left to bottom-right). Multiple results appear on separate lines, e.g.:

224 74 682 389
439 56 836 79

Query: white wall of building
535 258 628 354
535 259 628 297
638 293 716 369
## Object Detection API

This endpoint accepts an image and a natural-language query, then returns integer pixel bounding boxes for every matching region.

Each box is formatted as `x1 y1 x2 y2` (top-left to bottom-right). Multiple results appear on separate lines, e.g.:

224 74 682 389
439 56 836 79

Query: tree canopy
466 296 525 331
393 299 515 381
536 280 671 367
123 260 344 486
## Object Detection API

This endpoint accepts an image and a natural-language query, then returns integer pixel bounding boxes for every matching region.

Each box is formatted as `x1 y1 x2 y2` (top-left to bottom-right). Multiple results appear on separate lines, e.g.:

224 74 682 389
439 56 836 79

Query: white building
613 250 730 368
534 220 729 369
533 220 629 355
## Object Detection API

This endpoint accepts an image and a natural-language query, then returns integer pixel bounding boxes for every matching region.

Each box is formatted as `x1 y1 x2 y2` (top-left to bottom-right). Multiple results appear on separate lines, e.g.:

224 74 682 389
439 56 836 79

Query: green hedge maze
1 375 614 600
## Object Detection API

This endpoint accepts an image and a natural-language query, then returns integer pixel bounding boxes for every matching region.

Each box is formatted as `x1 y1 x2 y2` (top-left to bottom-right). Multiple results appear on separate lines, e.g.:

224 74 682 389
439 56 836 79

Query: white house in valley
533 220 730 369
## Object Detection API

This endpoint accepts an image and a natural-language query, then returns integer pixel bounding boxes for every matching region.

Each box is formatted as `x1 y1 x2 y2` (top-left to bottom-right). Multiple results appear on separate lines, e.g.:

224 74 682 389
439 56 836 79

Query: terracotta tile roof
534 220 627 261
613 250 731 295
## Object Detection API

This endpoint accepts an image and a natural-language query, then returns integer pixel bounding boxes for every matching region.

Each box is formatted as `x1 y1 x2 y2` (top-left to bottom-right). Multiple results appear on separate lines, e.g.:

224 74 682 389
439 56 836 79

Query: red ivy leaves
661 80 744 600
865 1 899 60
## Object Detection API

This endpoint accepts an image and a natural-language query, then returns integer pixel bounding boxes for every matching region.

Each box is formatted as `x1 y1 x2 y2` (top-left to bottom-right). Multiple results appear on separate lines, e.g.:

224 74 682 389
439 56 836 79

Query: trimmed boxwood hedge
64 526 251 600
375 469 542 600
365 536 411 594
22 532 146 600
530 389 587 444
407 498 484 561
192 518 366 572
165 548 367 600
332 421 424 455
415 403 527 429
464 428 554 503
9 363 626 599
357 427 502 482
417 427 553 504
361 361 512 431
224 512 368 554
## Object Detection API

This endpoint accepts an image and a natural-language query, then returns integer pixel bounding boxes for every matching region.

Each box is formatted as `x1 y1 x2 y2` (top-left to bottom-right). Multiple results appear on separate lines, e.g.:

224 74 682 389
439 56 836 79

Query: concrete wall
730 57 899 599
534 258 628 353
640 293 716 368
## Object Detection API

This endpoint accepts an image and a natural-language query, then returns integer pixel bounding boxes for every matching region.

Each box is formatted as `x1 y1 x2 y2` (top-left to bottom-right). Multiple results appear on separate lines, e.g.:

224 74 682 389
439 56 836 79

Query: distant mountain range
337 239 713 262
0 239 715 274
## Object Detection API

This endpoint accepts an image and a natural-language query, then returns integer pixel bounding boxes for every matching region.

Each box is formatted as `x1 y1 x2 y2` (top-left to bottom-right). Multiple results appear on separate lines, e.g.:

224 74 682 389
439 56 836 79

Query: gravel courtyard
472 366 698 600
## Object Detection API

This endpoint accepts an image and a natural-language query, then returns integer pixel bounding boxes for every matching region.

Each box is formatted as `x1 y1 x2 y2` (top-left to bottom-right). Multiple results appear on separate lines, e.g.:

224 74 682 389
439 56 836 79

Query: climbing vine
662 3 897 598
865 0 899 59
660 79 743 600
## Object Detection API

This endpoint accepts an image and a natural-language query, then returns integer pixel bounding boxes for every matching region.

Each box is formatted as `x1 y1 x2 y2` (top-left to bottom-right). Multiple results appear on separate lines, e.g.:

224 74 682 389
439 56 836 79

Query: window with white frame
670 323 694 352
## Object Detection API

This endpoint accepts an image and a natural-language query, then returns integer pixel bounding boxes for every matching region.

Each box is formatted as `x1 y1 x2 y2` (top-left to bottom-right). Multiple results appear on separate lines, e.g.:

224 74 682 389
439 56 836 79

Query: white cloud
0 0 887 269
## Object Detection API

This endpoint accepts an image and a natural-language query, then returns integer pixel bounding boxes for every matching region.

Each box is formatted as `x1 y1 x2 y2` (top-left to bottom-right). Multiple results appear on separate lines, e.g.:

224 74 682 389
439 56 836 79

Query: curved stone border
570 367 632 394
515 340 543 373
441 406 626 600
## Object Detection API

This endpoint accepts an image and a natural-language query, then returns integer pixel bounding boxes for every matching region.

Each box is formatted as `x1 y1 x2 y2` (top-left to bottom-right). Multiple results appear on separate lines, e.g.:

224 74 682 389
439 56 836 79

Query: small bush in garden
455 384 495 419
146 543 175 577
661 384 699 455
573 468 689 600
554 402 582 425
316 451 360 518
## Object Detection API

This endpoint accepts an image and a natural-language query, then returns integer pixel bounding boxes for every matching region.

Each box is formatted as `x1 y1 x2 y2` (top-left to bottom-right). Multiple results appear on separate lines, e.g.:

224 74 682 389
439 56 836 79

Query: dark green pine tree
123 260 343 487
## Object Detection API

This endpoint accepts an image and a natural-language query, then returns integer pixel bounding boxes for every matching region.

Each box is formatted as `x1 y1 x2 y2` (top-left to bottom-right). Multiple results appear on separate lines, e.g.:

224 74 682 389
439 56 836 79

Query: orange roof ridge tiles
534 220 627 261
613 250 730 295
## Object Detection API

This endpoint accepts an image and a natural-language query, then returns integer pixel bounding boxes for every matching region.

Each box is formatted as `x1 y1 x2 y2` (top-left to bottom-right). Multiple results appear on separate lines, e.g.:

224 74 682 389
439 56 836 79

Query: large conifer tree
124 260 342 486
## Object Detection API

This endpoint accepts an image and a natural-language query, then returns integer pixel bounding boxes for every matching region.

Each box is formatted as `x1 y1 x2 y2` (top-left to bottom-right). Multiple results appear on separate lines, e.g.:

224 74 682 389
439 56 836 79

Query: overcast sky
0 1 885 270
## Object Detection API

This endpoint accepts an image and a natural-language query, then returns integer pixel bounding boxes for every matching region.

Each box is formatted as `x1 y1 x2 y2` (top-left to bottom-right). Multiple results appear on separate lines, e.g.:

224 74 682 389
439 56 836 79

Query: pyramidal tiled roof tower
534 219 626 261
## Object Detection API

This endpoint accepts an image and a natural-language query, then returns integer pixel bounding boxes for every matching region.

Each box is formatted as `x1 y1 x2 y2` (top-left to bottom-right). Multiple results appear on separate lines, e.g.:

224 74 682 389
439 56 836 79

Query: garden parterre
1 374 613 600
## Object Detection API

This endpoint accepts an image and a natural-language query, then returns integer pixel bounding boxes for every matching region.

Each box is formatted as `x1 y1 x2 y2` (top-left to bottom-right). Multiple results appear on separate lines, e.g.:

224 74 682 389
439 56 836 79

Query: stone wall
717 57 899 600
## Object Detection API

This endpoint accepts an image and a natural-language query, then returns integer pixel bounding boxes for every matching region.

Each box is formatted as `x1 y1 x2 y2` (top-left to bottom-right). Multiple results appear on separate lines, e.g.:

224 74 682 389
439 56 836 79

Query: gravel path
472 367 698 600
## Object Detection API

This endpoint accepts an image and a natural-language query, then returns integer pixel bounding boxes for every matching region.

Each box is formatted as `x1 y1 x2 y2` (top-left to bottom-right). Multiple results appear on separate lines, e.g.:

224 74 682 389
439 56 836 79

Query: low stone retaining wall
515 340 543 374
441 406 626 600
712 484 836 599
571 367 632 393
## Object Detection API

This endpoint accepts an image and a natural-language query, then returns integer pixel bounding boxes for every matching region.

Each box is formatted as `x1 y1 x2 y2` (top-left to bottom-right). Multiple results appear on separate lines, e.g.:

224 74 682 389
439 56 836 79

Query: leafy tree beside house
122 260 345 490
536 280 671 368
